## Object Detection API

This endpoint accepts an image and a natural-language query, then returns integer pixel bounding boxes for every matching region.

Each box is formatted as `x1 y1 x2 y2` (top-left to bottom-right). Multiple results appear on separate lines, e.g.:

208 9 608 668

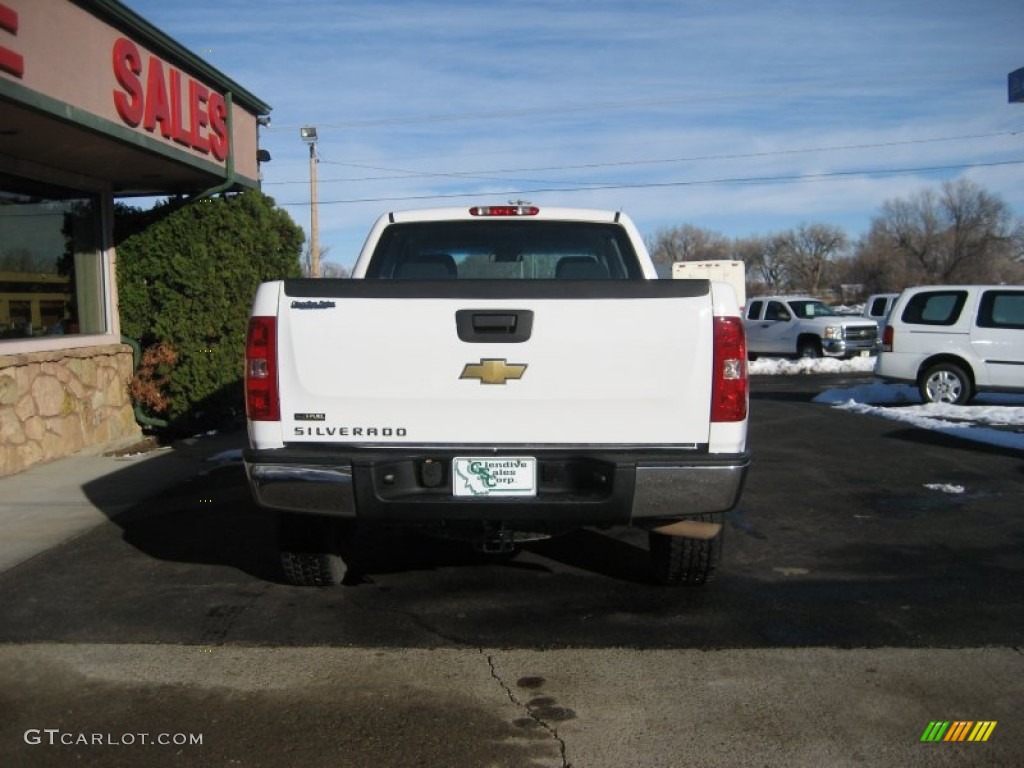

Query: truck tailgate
275 280 714 447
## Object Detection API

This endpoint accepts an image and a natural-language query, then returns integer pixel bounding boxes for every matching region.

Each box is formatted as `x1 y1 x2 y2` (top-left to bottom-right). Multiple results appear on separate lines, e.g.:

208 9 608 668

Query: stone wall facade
0 344 142 477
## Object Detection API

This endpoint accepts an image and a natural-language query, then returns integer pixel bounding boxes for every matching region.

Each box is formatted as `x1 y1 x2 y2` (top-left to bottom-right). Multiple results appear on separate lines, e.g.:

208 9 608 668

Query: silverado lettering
292 427 408 437
243 205 751 588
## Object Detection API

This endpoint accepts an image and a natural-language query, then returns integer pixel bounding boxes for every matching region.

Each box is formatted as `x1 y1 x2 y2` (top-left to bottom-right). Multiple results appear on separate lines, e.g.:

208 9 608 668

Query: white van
876 285 1024 404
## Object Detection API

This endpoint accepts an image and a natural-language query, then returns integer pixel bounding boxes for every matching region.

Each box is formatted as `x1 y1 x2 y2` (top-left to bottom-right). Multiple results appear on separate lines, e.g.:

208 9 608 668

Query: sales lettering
112 37 228 160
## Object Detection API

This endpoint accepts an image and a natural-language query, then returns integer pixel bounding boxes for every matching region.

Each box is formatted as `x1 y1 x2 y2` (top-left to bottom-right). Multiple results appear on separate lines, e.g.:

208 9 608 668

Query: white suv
877 285 1024 404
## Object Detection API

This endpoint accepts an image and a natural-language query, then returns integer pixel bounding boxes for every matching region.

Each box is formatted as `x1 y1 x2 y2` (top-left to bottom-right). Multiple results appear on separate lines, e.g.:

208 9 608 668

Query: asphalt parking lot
0 373 1021 767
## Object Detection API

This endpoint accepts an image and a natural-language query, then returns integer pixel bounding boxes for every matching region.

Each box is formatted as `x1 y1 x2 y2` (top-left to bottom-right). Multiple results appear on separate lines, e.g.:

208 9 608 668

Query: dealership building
0 0 270 476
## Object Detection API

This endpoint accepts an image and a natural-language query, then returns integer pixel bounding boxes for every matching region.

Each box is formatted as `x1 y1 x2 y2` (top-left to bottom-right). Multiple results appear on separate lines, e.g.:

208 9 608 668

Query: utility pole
300 126 320 277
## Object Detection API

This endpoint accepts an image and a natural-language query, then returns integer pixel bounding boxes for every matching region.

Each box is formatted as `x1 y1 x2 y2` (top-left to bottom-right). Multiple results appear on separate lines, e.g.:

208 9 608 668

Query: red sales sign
112 37 229 161
0 2 24 78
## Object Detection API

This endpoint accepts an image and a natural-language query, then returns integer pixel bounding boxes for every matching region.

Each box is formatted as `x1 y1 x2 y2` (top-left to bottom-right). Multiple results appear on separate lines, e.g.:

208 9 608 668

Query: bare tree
776 223 848 293
302 245 334 277
646 224 731 264
942 179 1018 281
863 179 1019 284
320 261 351 278
734 235 787 293
846 228 916 294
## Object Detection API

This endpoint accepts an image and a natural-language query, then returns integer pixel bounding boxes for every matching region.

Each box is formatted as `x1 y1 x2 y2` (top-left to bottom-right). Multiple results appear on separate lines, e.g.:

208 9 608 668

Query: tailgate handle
456 310 534 343
474 313 517 331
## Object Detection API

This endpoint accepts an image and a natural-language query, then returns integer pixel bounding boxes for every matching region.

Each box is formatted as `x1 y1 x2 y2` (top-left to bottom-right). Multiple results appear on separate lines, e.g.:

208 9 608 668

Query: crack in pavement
485 651 570 768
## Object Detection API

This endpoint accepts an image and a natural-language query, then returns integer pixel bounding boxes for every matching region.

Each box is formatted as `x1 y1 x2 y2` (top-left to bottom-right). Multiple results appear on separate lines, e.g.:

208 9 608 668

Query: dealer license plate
453 457 537 497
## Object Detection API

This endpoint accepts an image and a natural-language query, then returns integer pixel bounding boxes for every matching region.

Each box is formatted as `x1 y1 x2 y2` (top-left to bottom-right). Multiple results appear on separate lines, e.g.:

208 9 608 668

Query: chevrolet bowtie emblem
460 358 528 385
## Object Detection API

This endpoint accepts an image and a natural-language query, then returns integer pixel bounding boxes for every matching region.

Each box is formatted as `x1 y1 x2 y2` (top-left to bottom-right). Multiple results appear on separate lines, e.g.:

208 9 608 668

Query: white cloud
123 0 1024 267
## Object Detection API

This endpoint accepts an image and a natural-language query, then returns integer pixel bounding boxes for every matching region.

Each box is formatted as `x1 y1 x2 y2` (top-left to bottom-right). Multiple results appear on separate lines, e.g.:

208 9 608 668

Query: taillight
245 316 279 421
712 316 748 423
469 205 539 216
882 324 894 352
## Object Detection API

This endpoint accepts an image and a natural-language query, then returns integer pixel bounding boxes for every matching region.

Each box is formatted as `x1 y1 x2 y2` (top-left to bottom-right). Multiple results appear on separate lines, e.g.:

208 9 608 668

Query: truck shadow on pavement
80 443 656 588
1 407 1010 650
111 463 283 583
114 472 659 588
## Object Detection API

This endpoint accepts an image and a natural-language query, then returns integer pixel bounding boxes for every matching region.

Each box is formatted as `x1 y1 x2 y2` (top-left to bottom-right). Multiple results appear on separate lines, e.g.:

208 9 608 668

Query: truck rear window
364 221 645 280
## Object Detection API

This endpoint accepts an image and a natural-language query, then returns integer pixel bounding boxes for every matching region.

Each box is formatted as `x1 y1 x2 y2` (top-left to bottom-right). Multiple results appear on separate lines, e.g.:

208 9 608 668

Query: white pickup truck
745 295 880 359
243 204 750 587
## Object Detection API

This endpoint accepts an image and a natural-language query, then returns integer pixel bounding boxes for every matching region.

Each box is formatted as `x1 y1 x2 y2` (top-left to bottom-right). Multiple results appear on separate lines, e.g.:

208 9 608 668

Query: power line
274 158 1024 207
260 70 983 132
262 131 1022 187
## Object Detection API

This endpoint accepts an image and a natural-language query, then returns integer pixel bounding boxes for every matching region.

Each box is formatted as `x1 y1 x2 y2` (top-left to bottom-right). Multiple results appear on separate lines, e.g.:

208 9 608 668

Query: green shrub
116 190 303 432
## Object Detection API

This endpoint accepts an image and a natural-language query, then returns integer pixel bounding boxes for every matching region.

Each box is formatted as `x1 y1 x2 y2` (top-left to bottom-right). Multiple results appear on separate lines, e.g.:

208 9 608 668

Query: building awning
0 0 271 197
0 93 259 196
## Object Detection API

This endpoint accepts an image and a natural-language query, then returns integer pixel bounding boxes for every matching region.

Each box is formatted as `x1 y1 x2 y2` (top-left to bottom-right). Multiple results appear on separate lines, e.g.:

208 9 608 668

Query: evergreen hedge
116 190 303 432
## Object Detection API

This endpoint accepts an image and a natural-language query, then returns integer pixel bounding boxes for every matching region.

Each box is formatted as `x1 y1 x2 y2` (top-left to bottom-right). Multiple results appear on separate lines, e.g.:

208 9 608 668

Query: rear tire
278 513 349 586
280 551 347 587
648 513 723 586
919 362 972 405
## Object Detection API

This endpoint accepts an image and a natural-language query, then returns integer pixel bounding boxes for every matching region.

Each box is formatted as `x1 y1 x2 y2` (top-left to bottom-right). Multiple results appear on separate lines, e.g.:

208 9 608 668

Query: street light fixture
300 125 320 277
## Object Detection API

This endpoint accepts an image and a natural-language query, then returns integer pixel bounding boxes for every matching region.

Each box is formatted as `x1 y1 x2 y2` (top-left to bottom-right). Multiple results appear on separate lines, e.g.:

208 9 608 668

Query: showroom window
0 174 106 340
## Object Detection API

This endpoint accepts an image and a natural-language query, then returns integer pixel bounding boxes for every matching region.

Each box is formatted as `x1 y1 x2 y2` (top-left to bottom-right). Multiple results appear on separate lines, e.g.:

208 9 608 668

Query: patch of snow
923 483 966 494
749 356 877 376
750 354 1024 453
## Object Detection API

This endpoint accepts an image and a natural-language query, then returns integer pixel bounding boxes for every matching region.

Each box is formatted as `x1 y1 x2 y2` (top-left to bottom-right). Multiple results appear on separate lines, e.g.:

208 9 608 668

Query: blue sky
122 0 1024 270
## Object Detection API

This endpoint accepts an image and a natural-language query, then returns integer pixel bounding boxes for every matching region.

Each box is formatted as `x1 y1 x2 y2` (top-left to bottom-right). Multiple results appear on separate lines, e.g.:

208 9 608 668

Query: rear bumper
875 351 918 383
244 446 750 527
